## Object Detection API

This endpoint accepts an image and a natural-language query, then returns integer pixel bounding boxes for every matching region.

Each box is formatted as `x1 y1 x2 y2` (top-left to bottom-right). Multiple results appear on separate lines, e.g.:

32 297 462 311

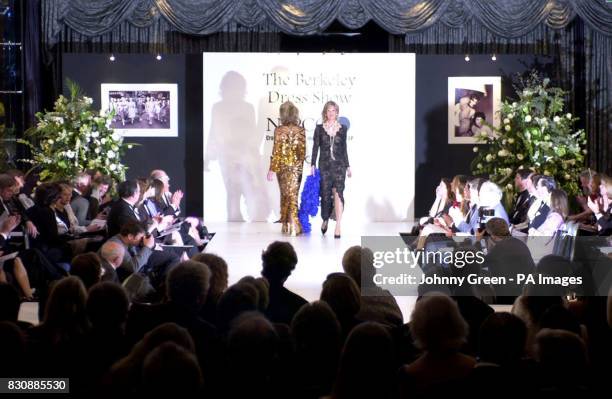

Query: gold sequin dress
269 124 306 235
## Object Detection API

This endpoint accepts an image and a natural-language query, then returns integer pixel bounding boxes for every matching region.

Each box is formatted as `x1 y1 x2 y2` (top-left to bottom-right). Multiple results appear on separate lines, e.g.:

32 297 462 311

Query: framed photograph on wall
448 76 500 144
101 83 178 137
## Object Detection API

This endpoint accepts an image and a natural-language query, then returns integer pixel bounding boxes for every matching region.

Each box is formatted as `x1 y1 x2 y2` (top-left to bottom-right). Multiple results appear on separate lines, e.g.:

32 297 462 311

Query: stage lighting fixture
464 54 470 62
109 54 116 62
156 54 162 61
491 54 497 61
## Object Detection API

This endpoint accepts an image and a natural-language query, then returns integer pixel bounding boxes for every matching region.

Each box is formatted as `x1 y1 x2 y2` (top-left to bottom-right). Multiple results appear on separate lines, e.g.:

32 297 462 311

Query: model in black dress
311 101 351 238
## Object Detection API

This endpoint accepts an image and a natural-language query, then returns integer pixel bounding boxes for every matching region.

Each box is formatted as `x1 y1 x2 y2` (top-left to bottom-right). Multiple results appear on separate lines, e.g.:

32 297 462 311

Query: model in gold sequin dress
268 123 306 235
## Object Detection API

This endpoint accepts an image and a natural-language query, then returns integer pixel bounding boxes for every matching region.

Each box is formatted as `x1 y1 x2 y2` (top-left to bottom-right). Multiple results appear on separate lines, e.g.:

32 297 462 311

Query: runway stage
203 221 417 323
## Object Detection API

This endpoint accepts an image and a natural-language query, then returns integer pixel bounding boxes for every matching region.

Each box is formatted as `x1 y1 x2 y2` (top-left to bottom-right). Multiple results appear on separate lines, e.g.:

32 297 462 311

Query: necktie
132 205 141 221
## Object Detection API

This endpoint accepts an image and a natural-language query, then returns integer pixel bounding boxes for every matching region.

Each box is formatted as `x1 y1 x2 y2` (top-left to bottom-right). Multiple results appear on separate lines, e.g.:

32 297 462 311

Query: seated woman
417 178 453 228
27 183 78 263
529 189 568 236
58 183 104 235
587 174 612 236
416 177 468 249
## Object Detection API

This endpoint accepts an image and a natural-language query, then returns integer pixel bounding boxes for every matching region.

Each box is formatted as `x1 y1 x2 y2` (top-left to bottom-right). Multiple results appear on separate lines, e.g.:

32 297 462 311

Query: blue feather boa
298 170 320 233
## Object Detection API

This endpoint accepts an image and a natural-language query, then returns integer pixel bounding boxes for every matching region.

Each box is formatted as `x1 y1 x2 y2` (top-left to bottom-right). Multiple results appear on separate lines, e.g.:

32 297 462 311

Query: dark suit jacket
107 199 141 237
530 203 550 229
483 237 535 302
265 284 308 325
510 191 535 225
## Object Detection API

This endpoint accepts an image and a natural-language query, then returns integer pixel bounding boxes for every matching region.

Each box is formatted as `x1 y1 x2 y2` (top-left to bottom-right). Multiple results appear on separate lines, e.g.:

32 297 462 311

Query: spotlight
109 54 115 62
491 54 497 61
156 54 162 61
464 54 470 62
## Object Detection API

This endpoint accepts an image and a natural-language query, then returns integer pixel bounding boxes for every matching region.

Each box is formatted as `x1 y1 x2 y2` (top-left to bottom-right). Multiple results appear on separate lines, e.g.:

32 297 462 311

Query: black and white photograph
101 83 178 137
448 76 501 144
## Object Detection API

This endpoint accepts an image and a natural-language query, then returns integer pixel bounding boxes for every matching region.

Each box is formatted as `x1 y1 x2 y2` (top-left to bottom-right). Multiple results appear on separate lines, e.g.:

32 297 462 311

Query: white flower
112 132 121 141
477 163 483 169
511 102 518 108
517 154 524 160
94 147 101 154
566 113 572 119
544 135 550 141
101 138 107 145
524 115 532 123
486 154 493 162
107 150 116 159
508 113 515 119
564 174 571 180
481 131 489 137
83 96 93 105
127 144 133 149
502 139 507 145
543 170 551 176
508 138 514 144
505 125 511 132
522 89 532 96
553 116 561 123
109 164 117 171
506 184 513 190
47 139 54 145
498 150 508 157
503 118 510 124
65 151 75 159
524 132 531 140
582 149 587 154
111 145 118 151
91 132 99 138
473 147 479 153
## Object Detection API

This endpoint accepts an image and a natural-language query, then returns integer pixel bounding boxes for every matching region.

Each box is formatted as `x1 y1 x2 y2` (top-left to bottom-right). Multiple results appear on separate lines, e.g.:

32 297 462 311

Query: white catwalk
203 221 417 323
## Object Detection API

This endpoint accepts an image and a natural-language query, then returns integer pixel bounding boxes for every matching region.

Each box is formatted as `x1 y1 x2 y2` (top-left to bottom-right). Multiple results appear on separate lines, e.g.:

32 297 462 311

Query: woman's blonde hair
600 174 612 199
321 101 339 123
550 189 569 219
279 101 300 126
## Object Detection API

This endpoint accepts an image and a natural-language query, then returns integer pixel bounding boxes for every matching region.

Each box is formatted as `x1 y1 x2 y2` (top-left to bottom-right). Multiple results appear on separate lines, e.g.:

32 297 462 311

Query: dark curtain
389 19 611 174
24 0 42 128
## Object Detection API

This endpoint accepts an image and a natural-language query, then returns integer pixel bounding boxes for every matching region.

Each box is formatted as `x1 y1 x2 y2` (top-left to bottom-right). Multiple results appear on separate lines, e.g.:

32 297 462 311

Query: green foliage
471 71 586 198
21 79 136 182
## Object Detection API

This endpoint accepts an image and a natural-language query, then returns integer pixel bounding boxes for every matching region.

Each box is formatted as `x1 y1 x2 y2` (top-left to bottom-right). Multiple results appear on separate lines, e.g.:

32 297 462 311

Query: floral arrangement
471 71 586 200
298 169 321 233
20 80 134 182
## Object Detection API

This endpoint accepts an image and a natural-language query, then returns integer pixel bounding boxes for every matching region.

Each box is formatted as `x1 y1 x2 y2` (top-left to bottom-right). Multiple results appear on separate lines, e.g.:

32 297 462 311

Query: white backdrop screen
203 53 415 223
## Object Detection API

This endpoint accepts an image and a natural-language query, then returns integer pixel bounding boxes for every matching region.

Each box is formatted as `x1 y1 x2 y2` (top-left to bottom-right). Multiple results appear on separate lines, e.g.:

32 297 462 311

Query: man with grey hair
71 172 92 226
476 181 509 231
99 240 125 283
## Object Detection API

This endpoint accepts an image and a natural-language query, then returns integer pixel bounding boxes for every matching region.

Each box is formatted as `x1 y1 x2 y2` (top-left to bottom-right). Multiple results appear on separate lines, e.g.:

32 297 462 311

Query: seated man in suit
510 169 536 226
511 175 557 236
108 180 168 237
70 172 92 226
0 174 39 239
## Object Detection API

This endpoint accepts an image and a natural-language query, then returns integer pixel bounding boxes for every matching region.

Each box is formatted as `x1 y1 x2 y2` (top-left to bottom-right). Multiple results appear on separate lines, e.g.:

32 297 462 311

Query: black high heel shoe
334 234 341 239
321 219 328 235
